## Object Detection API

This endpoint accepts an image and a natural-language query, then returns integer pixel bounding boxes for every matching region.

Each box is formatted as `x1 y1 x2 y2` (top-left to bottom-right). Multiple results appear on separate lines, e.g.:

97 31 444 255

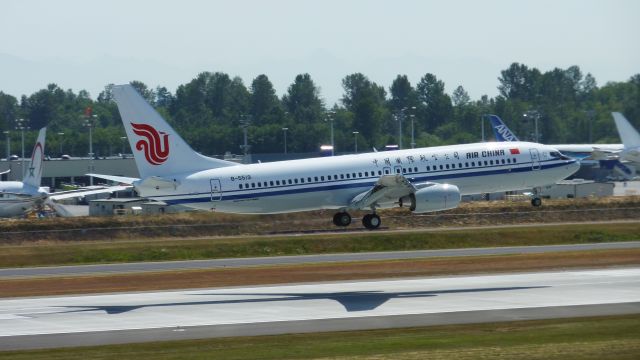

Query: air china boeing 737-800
90 84 579 229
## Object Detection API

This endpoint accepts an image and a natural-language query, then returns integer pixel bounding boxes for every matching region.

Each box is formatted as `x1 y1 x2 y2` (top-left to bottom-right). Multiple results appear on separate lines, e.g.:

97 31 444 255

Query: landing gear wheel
531 197 542 207
333 212 352 227
362 213 381 230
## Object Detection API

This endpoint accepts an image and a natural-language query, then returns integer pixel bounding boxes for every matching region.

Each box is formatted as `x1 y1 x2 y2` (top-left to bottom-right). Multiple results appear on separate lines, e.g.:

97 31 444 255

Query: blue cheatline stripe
160 160 574 206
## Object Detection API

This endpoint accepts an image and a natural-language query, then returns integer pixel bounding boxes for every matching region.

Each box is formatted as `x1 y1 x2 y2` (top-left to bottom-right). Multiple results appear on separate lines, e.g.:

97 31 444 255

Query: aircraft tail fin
112 84 238 179
612 112 640 149
23 127 46 189
488 115 519 142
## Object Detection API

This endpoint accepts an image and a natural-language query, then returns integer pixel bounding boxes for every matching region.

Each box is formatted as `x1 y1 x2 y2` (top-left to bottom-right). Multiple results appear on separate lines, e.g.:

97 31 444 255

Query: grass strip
1 249 638 297
1 223 639 268
1 315 639 359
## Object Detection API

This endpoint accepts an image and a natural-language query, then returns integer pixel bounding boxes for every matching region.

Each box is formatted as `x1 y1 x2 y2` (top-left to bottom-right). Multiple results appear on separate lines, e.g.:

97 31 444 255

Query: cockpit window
550 151 572 160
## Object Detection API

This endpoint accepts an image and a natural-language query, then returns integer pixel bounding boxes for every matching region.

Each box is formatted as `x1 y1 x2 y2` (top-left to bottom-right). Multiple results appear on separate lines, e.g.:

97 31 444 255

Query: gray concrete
0 268 639 350
2 241 639 278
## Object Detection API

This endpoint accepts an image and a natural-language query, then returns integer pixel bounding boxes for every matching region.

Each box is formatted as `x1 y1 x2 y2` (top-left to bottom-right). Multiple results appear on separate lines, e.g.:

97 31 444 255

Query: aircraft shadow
53 286 549 315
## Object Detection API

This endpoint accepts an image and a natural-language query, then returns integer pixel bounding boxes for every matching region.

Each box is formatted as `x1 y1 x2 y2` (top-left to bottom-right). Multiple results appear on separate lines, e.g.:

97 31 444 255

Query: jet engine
400 183 461 213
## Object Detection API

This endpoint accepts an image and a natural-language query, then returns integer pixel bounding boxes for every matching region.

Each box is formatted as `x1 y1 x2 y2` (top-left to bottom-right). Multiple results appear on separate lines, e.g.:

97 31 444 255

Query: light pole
352 131 359 153
480 114 485 142
3 131 9 160
326 111 335 156
83 114 97 185
282 127 288 154
523 110 540 143
239 115 252 163
15 118 28 179
57 132 65 156
120 136 127 155
396 112 403 149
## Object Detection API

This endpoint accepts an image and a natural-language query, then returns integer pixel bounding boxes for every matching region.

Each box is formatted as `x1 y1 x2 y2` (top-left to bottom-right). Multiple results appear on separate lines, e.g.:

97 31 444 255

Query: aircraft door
210 179 222 201
393 165 403 174
529 149 541 170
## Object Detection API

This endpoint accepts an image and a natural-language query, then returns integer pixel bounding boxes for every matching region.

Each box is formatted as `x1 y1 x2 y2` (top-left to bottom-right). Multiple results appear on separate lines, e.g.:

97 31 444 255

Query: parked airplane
488 114 635 179
0 127 129 217
90 85 579 229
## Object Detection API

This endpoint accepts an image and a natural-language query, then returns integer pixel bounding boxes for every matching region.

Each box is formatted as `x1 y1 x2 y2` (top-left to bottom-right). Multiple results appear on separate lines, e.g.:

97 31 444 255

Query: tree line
0 63 638 159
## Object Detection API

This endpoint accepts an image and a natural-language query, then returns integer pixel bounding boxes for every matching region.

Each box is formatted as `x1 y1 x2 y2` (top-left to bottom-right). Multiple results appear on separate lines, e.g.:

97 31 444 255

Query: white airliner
0 127 130 218
90 85 579 229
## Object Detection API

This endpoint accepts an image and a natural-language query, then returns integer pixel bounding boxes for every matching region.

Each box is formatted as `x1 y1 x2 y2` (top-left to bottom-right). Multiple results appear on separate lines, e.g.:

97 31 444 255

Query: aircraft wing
48 185 132 201
87 173 140 184
349 174 415 210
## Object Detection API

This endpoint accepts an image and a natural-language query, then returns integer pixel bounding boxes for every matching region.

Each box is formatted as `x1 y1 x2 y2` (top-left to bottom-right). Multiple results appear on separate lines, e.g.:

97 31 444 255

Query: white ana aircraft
0 127 130 218
90 84 579 229
489 114 637 179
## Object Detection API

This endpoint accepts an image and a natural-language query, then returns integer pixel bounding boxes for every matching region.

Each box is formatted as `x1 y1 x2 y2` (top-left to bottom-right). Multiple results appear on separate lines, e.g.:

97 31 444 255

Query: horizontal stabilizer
87 173 140 184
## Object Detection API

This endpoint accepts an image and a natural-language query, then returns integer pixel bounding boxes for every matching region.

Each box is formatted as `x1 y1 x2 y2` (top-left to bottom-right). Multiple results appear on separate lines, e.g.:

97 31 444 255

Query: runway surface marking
2 241 639 278
0 268 638 339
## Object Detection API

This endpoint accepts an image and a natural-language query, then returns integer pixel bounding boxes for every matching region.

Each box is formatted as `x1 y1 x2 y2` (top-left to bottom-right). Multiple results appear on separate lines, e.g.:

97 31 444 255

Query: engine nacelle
400 184 461 213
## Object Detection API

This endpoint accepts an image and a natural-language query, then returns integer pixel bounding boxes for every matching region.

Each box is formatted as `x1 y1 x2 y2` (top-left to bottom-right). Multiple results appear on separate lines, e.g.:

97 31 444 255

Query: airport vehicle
489 114 635 179
0 127 129 217
90 85 579 229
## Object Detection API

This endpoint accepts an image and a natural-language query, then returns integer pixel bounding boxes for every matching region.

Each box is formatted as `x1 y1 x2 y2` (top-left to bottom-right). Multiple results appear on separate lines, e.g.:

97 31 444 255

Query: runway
2 241 639 278
1 267 639 350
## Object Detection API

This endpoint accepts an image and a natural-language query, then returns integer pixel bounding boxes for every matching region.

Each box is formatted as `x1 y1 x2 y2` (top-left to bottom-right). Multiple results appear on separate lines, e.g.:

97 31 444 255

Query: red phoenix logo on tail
130 123 170 165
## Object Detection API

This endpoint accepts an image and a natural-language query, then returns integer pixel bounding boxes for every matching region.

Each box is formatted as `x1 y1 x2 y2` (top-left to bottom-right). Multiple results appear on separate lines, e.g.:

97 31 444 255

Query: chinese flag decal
510 148 520 155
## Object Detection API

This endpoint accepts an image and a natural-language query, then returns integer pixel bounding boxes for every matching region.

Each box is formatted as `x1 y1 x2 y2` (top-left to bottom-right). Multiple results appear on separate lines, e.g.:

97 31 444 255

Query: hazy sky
1 0 638 105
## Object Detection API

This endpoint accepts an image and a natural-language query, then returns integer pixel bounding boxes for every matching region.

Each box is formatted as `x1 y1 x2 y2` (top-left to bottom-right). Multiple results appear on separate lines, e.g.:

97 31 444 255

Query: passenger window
396 168 401 174
414 167 418 172
484 161 488 166
446 164 450 169
252 183 256 188
340 174 345 179
314 177 318 182
308 177 312 182
384 169 390 174
440 165 443 170
426 166 430 171
321 176 325 181
458 163 462 168
465 162 469 167
288 179 292 184
301 178 305 183
358 172 362 177
352 173 356 178
490 160 493 165
239 184 243 189
402 168 407 173
270 181 274 186
276 180 280 185
513 158 517 163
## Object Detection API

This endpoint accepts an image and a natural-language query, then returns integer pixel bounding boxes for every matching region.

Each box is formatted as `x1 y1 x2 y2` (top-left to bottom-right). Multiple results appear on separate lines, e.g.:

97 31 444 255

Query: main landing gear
333 212 352 227
332 211 381 230
362 213 381 230
531 187 542 207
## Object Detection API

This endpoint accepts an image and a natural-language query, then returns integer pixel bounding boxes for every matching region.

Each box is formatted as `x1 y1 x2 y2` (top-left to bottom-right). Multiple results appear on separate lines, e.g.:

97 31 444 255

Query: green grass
1 223 639 268
1 315 639 359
